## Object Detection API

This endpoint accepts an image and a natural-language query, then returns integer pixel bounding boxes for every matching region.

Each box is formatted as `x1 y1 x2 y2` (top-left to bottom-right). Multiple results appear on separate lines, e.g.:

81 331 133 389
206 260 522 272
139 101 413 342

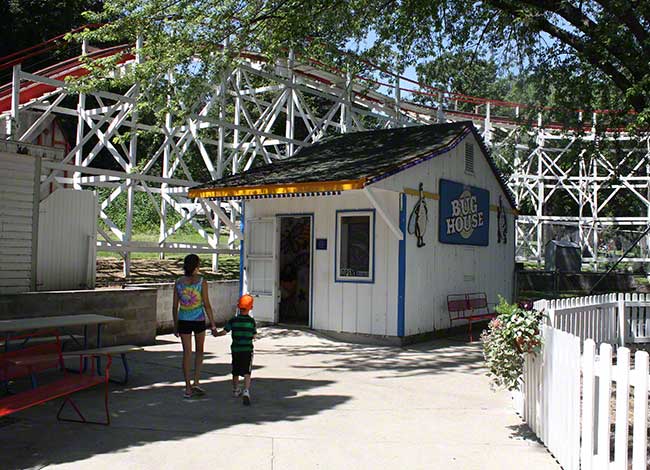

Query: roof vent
464 143 474 174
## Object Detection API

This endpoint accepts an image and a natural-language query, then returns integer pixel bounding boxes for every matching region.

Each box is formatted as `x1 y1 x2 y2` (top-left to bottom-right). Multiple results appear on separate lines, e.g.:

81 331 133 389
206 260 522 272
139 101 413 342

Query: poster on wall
439 179 490 246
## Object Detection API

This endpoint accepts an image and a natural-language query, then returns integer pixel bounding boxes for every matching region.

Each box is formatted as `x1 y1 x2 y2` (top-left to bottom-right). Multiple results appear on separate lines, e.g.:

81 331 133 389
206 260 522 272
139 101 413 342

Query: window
464 142 474 174
336 210 375 283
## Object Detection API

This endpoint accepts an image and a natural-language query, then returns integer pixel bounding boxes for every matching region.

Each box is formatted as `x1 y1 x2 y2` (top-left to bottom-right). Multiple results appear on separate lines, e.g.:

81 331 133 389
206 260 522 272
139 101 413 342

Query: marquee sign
439 179 490 246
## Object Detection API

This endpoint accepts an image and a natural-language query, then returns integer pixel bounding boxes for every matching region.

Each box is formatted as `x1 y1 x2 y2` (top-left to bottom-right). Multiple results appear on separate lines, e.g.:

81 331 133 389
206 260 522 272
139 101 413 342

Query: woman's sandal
191 385 206 396
183 389 193 399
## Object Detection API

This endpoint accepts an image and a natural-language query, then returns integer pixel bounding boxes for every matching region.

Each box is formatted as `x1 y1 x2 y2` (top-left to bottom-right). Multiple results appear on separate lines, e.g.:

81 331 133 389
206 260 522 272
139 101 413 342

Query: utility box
545 240 581 272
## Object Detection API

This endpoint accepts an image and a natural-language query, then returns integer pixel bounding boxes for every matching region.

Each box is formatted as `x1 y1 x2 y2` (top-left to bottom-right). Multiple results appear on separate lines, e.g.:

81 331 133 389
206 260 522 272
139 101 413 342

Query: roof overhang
188 178 366 199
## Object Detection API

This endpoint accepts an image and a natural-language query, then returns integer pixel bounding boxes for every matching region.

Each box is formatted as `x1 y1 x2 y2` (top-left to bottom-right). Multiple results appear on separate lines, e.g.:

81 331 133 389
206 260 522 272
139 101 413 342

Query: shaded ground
96 256 239 287
2 328 559 469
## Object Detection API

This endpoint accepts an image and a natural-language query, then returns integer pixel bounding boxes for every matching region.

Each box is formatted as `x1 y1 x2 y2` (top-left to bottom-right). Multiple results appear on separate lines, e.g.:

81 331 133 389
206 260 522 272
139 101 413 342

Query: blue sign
439 179 490 246
316 238 328 250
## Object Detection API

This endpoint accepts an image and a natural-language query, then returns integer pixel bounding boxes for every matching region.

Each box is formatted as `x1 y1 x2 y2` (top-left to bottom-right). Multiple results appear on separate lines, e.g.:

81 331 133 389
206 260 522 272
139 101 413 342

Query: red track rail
0 26 635 130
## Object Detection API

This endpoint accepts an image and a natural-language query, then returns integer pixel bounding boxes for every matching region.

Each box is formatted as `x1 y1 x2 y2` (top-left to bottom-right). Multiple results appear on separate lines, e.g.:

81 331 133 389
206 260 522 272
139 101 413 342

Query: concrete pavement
2 327 559 469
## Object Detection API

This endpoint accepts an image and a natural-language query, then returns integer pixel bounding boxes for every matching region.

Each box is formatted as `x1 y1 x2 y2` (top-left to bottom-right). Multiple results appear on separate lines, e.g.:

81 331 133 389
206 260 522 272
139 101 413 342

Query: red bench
0 331 112 425
447 292 497 341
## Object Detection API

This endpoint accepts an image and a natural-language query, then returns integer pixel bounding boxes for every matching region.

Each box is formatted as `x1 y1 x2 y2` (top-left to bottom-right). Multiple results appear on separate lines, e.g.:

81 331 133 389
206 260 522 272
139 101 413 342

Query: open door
278 215 312 326
244 217 279 322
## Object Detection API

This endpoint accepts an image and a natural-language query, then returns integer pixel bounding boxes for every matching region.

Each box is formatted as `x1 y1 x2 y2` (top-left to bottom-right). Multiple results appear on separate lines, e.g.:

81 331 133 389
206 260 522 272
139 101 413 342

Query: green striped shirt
224 314 257 352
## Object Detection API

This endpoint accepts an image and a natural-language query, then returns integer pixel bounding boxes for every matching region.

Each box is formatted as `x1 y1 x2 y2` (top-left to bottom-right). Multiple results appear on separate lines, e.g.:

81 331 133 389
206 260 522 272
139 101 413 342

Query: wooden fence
533 293 650 346
519 325 581 470
518 295 650 469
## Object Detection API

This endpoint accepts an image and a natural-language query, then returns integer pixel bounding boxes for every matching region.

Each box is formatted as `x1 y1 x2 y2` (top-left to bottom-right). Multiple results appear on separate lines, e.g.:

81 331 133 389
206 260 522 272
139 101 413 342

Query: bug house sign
438 179 490 246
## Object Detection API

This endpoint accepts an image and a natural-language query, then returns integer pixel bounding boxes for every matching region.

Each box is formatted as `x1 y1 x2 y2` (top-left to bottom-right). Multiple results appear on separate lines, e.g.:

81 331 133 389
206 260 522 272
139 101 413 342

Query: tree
76 1 650 126
0 1 104 57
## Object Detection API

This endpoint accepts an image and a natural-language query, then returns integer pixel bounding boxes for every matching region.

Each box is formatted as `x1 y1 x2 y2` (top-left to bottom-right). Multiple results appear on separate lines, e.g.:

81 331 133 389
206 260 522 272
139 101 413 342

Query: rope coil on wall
408 182 429 247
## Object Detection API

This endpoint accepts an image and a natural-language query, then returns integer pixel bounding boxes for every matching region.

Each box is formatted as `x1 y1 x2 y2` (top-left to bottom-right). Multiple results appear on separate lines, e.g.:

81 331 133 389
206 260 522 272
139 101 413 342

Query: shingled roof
189 121 516 208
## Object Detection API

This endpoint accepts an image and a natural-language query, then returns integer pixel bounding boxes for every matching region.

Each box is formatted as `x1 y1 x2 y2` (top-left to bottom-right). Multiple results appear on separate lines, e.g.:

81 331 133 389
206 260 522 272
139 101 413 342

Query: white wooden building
190 122 517 342
0 142 97 294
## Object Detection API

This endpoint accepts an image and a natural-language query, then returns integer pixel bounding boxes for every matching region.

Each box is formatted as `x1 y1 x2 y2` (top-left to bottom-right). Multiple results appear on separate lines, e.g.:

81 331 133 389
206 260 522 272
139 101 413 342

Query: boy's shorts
232 351 253 377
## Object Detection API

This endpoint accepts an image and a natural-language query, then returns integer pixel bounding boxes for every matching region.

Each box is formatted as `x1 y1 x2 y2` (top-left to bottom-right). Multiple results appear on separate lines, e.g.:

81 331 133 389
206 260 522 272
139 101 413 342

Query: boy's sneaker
242 389 251 406
232 388 242 398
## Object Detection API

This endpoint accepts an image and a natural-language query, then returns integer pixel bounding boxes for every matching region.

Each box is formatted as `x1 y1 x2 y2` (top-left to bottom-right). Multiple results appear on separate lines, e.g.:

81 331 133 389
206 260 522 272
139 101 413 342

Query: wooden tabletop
0 314 123 333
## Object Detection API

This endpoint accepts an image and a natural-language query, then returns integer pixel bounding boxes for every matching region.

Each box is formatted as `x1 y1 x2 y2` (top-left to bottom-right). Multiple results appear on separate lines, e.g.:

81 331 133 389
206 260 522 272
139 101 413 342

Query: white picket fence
533 293 650 346
581 340 649 470
518 294 650 470
519 326 581 470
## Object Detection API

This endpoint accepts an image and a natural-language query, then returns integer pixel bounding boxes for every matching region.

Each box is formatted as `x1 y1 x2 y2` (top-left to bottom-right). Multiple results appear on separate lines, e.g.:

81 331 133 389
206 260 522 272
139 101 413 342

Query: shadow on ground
1 348 349 470
259 328 487 379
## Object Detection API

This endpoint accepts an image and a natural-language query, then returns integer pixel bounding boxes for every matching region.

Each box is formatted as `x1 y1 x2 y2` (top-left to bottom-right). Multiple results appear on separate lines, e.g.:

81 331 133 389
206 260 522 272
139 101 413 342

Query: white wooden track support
1 40 649 274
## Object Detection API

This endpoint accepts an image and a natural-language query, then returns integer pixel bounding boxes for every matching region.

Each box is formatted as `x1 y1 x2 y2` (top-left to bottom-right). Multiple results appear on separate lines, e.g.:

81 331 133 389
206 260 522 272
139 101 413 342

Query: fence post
614 347 630 470
597 343 613 468
632 351 649 470
581 339 596 470
618 297 626 347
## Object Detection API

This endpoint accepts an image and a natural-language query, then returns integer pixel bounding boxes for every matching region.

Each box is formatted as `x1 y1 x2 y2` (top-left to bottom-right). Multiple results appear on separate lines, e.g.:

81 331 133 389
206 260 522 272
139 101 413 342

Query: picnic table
0 314 122 352
0 314 139 384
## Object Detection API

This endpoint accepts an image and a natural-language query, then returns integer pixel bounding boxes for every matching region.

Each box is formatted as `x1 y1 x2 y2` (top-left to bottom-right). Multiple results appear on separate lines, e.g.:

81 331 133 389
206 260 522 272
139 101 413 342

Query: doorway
278 215 312 326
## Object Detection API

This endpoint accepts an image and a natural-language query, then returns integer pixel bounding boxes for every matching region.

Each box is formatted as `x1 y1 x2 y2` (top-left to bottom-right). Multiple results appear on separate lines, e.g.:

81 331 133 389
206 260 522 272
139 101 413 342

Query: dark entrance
278 216 311 325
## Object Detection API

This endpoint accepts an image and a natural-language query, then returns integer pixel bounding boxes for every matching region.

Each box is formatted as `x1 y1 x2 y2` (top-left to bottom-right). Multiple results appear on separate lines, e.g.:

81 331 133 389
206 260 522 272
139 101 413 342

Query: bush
481 297 545 391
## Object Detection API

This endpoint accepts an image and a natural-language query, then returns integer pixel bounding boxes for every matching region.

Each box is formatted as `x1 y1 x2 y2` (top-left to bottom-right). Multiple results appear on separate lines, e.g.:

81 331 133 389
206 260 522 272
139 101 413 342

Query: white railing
533 293 650 346
518 295 650 470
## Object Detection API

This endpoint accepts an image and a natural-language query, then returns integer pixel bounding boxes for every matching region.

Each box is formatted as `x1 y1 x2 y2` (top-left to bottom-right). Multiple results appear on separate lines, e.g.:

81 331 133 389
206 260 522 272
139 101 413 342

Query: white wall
246 190 401 336
37 189 97 291
372 132 515 335
0 152 36 294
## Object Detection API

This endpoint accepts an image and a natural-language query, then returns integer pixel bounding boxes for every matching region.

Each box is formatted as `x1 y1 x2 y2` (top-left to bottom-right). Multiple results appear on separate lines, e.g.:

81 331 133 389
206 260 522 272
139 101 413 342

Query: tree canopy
72 1 649 126
0 1 104 57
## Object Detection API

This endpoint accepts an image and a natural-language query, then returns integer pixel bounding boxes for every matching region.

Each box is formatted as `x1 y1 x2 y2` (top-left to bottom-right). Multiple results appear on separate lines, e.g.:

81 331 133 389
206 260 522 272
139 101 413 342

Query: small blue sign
316 238 328 250
439 179 490 246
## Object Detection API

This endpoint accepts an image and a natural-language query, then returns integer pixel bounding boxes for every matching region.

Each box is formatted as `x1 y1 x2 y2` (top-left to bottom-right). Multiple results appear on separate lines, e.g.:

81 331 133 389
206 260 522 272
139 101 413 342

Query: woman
173 254 218 398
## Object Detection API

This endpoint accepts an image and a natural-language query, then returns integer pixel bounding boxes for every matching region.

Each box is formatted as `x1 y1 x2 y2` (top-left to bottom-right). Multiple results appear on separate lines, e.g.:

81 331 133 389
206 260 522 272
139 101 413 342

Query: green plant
481 297 545 391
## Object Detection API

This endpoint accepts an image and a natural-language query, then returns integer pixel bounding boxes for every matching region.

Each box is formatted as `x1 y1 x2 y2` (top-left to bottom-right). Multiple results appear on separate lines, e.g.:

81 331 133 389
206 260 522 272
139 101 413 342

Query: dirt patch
96 257 239 287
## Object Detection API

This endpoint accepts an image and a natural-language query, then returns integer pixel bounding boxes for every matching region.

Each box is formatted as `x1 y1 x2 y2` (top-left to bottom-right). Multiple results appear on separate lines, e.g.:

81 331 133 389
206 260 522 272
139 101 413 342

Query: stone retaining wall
127 280 239 333
0 288 157 346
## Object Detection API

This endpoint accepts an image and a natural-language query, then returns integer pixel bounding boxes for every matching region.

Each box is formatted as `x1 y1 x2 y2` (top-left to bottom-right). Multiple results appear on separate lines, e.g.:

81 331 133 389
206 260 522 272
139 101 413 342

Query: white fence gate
520 325 581 470
581 340 649 470
520 294 650 470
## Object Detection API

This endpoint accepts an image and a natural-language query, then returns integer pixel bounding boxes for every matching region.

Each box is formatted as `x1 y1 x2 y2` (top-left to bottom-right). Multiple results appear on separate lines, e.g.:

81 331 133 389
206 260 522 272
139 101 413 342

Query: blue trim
334 209 376 284
397 193 406 337
276 213 315 328
239 200 245 297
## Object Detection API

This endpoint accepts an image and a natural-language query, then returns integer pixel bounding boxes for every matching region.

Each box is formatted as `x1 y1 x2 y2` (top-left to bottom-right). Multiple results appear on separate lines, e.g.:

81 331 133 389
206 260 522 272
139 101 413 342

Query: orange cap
238 294 254 311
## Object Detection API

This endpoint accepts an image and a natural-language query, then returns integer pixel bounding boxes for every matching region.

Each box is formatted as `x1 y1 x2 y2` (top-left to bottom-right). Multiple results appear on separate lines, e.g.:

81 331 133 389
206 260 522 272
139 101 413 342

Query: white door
245 217 279 322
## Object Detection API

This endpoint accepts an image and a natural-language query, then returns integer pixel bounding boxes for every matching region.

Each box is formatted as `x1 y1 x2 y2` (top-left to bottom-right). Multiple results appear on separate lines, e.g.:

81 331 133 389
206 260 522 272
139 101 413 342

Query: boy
216 294 257 405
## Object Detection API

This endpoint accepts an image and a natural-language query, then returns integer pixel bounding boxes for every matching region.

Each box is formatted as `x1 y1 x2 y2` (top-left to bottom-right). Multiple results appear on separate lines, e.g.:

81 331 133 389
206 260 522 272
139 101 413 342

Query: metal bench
447 292 496 341
0 332 113 425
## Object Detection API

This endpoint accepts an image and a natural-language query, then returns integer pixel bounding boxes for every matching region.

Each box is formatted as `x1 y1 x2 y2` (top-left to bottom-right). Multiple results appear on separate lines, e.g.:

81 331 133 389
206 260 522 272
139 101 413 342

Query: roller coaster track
1 28 649 275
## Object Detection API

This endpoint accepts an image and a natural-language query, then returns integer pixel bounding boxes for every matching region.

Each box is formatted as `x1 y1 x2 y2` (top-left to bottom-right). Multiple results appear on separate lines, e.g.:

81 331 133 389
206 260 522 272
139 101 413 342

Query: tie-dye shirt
175 277 205 321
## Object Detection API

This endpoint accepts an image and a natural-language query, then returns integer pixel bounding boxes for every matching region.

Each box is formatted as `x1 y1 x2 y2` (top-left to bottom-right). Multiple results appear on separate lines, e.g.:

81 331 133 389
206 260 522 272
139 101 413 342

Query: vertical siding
0 152 36 294
246 190 400 336
373 133 516 335
37 189 97 291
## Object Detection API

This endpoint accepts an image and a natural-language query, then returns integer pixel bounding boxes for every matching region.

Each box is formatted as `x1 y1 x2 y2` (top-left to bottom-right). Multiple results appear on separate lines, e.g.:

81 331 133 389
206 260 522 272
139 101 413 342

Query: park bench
0 331 113 425
63 345 143 385
447 292 497 341
2 334 85 351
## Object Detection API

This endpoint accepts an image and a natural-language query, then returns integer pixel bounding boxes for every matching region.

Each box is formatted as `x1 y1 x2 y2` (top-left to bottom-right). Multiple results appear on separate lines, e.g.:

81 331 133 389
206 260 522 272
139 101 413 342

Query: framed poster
438 179 490 246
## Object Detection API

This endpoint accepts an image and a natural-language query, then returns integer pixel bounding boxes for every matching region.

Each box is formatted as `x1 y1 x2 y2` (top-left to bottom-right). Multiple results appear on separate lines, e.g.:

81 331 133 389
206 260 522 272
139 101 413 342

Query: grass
96 230 241 286
97 230 239 260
